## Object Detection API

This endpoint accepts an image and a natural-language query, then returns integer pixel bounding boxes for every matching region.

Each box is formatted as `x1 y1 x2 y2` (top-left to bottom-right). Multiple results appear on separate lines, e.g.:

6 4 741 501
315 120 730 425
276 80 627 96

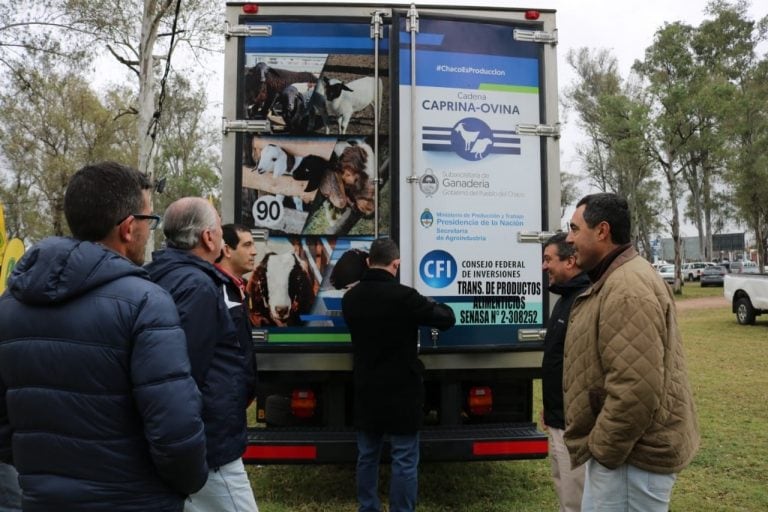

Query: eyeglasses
116 214 161 230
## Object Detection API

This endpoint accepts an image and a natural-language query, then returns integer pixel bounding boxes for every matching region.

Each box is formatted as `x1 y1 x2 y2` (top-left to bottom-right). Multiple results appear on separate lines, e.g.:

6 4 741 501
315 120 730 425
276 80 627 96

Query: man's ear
117 216 133 243
596 220 611 242
201 229 215 252
222 244 233 259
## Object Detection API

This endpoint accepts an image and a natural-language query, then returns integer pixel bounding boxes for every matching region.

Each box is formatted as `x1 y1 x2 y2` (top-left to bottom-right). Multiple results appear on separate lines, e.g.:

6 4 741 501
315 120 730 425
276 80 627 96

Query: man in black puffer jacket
541 232 590 512
0 162 208 512
147 198 258 512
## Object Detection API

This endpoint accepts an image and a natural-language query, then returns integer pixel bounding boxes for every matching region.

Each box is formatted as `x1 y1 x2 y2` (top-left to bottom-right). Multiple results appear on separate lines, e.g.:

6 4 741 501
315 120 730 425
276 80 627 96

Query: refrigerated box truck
221 1 561 464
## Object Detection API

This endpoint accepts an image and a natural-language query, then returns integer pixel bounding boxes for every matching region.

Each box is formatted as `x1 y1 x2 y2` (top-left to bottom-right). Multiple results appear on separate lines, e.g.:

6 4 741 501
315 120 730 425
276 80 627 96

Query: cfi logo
419 250 457 289
451 118 494 161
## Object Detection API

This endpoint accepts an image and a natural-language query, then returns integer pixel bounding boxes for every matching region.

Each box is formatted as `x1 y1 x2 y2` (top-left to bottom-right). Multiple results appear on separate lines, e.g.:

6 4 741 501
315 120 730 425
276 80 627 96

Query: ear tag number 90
252 195 283 228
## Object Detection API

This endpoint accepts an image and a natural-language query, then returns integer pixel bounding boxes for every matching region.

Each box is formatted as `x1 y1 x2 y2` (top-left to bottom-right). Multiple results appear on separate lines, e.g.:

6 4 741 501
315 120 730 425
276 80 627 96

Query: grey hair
162 197 219 250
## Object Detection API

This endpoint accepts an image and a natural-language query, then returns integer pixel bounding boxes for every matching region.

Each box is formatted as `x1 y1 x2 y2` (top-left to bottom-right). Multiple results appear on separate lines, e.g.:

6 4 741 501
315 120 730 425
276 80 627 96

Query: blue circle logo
451 118 494 161
419 250 457 288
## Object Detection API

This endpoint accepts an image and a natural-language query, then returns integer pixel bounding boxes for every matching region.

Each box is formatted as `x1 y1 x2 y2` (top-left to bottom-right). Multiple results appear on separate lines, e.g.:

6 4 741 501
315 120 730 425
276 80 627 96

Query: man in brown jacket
564 193 699 512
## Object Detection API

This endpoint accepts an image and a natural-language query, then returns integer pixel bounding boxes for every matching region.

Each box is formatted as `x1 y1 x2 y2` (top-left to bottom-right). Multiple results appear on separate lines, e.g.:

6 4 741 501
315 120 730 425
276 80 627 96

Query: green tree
725 57 768 271
0 57 134 242
60 0 222 181
559 170 580 223
152 74 221 222
565 48 662 260
634 21 702 291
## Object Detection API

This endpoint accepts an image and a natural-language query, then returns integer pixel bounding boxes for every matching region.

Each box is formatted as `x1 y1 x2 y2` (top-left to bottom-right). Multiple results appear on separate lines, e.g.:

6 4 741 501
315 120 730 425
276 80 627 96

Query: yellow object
0 238 24 295
0 201 6 264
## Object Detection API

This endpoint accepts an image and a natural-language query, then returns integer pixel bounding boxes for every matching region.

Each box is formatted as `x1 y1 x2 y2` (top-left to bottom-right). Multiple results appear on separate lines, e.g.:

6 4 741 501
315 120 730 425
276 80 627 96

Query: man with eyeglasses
0 162 208 511
147 199 259 512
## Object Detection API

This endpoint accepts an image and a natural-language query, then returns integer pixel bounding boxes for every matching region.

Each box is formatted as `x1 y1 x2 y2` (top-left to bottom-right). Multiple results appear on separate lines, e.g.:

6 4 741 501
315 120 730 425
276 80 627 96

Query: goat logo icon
451 118 493 161
422 120 519 159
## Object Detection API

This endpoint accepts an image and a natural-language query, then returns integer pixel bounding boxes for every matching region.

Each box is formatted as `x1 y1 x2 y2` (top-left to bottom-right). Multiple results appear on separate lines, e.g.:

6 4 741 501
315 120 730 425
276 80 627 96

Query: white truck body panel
222 1 558 464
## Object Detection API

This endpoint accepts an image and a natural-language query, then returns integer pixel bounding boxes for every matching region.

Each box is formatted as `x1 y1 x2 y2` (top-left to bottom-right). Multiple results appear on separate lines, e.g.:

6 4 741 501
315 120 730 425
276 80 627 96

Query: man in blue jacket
0 162 208 511
541 233 589 512
147 198 258 512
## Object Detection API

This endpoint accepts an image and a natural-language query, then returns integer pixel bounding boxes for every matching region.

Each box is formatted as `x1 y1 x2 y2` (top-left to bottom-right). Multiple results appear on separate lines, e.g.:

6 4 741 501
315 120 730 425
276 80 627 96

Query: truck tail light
291 389 316 418
242 3 259 14
468 386 493 416
525 10 541 20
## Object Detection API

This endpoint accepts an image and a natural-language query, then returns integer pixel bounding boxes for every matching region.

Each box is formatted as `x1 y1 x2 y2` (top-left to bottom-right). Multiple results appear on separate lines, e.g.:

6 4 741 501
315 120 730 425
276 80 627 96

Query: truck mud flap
244 423 547 464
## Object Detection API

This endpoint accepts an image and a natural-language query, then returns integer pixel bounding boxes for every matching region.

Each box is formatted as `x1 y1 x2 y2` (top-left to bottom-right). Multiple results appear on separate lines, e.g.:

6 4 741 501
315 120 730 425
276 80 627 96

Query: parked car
700 265 728 287
724 273 768 324
657 264 678 285
682 262 715 281
729 261 759 274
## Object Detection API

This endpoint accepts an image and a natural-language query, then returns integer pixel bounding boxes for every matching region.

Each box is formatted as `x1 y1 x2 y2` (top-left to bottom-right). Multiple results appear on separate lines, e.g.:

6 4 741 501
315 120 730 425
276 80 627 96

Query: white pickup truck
724 274 768 325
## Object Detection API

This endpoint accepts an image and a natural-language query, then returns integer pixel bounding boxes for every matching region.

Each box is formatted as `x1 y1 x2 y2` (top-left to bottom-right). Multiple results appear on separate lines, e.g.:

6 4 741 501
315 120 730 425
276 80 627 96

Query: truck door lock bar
516 123 560 138
225 22 272 39
513 28 558 45
517 231 559 244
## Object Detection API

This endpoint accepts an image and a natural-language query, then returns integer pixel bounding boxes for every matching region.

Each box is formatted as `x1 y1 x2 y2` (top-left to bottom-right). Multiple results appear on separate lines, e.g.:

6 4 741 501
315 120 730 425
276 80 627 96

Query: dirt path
676 295 728 311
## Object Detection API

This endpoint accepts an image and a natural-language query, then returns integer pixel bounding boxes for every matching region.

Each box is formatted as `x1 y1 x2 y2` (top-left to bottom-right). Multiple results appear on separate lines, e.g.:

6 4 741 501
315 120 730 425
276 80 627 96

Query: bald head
162 197 223 262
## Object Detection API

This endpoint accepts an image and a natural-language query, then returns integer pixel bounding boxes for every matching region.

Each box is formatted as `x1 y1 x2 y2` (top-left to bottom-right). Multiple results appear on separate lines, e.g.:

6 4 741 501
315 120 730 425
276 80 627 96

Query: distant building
659 233 745 262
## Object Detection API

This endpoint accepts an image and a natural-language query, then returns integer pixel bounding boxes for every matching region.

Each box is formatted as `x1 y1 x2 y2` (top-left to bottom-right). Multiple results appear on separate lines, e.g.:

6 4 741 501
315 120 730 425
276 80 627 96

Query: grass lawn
247 302 767 511
673 281 726 300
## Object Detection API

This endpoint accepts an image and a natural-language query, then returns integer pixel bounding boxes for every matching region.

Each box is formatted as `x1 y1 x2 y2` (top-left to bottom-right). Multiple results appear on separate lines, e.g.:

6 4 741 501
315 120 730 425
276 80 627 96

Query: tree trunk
664 151 683 294
138 0 167 260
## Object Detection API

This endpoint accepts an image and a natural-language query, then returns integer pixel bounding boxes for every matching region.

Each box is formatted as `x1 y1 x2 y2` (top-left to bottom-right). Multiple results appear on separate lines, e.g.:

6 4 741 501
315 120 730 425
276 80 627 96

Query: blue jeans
356 431 419 512
581 459 678 512
0 463 21 512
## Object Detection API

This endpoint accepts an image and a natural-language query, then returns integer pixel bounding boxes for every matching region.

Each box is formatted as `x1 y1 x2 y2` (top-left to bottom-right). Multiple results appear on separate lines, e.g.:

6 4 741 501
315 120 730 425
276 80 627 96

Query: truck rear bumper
244 423 547 464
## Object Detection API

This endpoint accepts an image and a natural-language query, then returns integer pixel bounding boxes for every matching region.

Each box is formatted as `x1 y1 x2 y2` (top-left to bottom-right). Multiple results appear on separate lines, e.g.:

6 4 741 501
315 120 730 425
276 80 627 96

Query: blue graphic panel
244 21 389 54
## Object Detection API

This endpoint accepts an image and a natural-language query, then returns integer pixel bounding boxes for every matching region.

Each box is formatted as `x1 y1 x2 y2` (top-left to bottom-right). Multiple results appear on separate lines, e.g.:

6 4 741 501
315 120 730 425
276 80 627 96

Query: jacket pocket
588 387 607 416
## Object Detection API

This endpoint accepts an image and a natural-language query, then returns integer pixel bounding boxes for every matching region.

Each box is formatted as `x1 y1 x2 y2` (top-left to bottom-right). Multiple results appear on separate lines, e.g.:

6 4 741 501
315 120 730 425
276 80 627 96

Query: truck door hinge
225 22 272 39
518 329 547 342
516 123 560 139
222 118 272 134
406 5 419 33
517 231 560 244
513 28 558 45
370 10 386 38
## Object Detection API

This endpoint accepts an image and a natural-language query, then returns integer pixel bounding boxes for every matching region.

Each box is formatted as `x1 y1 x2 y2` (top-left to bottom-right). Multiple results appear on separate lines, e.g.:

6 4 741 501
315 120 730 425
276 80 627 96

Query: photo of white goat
454 122 481 151
321 76 383 134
